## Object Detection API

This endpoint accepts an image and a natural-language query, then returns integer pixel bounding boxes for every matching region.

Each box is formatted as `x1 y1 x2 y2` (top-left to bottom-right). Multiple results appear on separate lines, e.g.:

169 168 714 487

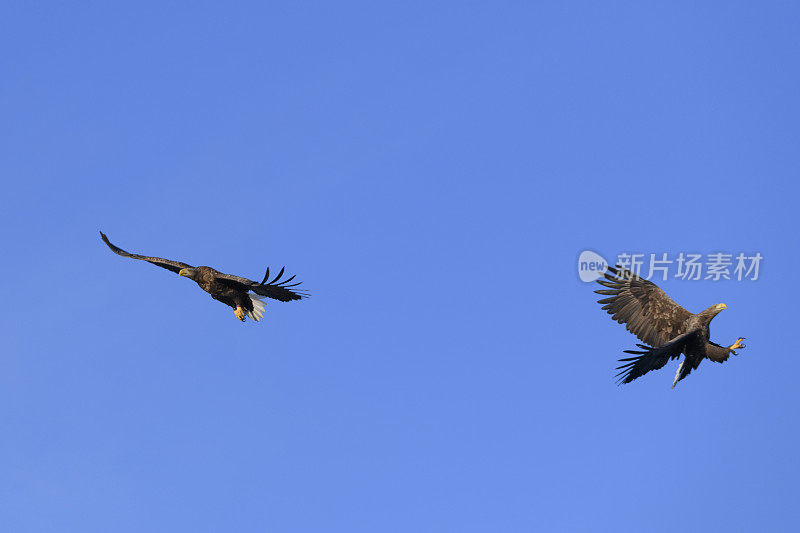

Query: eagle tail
246 294 266 322
672 357 701 388
672 361 684 388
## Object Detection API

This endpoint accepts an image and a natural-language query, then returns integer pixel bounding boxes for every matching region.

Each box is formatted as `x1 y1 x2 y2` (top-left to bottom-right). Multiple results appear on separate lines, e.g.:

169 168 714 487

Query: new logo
578 250 608 282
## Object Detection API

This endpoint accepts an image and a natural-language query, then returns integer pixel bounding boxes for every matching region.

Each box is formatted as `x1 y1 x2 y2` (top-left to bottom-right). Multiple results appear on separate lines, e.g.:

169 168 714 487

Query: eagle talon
234 306 246 321
728 337 746 354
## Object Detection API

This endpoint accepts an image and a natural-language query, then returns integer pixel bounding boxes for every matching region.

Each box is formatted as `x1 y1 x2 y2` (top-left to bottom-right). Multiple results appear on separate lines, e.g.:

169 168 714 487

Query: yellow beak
179 269 189 277
718 303 727 310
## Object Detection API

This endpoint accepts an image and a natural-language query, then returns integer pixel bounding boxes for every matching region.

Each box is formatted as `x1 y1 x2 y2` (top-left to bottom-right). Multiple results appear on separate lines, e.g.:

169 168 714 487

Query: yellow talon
234 306 246 321
728 338 746 354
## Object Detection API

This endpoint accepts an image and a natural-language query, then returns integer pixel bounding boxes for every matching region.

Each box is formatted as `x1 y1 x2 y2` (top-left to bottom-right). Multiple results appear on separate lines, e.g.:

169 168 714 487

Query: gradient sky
3 2 799 531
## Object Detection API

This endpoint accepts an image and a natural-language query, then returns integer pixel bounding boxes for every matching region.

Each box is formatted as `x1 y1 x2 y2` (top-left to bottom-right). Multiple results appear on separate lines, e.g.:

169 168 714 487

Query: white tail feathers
672 361 684 389
246 294 267 322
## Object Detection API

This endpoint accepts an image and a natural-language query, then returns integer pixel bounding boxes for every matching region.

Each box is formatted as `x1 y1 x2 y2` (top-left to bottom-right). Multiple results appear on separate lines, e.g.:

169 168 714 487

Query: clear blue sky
3 2 799 531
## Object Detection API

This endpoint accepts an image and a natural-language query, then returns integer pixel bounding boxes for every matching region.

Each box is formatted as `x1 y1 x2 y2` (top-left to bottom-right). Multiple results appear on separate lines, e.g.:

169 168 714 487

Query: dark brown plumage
100 231 308 322
595 265 745 388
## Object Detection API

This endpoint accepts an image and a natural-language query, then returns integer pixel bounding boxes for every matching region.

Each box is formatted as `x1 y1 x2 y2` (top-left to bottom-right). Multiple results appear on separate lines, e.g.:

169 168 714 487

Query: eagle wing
615 330 702 385
214 266 309 302
100 232 193 274
595 265 692 347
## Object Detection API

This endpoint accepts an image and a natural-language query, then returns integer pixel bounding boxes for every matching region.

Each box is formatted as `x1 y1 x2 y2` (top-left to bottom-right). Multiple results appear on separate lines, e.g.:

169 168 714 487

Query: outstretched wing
100 232 193 274
615 330 701 385
595 265 692 347
214 266 309 302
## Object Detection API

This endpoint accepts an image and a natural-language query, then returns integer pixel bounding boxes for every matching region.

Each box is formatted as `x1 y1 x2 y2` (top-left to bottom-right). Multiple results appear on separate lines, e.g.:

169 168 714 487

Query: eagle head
179 268 197 279
702 302 727 319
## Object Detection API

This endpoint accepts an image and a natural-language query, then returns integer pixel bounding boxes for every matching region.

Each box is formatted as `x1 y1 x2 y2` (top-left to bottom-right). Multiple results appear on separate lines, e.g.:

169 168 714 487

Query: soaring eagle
100 232 308 322
595 266 745 388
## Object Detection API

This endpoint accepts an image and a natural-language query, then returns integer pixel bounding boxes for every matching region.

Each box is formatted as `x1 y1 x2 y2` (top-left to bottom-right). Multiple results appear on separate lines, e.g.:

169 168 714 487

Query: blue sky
2 2 799 531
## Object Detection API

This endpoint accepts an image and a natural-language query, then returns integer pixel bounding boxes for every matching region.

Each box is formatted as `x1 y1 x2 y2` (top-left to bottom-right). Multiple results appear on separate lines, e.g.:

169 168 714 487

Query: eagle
100 232 308 322
595 265 745 388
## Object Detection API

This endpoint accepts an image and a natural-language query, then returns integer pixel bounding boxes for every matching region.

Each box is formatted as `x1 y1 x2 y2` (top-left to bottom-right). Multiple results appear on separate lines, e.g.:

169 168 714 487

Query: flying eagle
100 232 308 322
595 266 745 388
